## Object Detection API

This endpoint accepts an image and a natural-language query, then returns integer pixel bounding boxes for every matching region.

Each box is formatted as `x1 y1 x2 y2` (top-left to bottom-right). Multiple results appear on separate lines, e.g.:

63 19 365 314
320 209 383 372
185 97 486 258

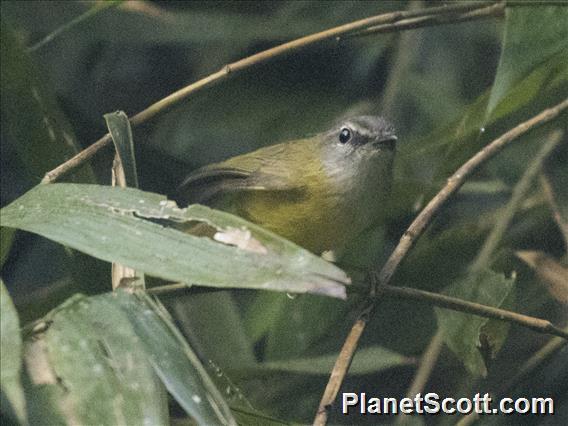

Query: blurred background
2 1 567 424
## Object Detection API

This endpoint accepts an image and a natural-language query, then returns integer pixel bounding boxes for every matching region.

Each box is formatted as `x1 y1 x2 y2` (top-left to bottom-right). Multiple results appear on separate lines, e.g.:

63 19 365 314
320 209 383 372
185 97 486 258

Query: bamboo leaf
23 291 237 425
105 110 139 189
23 294 167 425
113 290 236 425
486 5 568 117
258 346 414 376
1 184 349 298
0 20 94 183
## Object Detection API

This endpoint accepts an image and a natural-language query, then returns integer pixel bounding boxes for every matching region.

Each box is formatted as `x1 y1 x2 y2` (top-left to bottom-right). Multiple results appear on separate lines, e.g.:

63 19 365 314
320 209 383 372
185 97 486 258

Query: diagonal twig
382 285 568 339
395 330 444 425
41 1 501 184
313 99 568 425
352 2 504 38
395 129 564 424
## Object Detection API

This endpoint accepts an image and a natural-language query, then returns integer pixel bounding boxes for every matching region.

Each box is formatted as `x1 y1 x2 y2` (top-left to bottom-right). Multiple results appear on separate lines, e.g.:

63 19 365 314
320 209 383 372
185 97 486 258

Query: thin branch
146 283 190 295
397 130 563 424
396 330 444 425
354 2 505 38
383 285 568 339
472 129 564 271
379 99 568 287
499 332 568 392
456 331 568 426
41 1 501 184
313 99 568 425
313 303 372 426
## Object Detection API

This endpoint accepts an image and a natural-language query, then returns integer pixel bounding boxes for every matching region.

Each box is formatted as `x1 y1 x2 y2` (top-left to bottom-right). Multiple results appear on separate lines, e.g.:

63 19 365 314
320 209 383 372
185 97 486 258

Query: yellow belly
230 188 362 255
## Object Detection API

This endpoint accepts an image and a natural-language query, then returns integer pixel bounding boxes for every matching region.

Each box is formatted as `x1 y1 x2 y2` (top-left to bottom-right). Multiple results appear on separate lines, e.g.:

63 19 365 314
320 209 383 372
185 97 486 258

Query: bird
177 116 397 256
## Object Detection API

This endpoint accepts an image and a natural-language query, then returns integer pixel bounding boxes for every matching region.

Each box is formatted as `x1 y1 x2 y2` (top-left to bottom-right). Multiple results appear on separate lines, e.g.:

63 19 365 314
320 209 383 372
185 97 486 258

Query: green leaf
258 345 413 376
0 280 26 424
434 269 515 377
112 290 236 425
105 110 139 189
0 20 94 183
22 291 236 425
23 293 167 426
488 54 567 124
265 295 348 361
412 53 567 182
486 5 568 117
1 184 349 298
168 291 256 369
244 292 289 342
478 285 515 364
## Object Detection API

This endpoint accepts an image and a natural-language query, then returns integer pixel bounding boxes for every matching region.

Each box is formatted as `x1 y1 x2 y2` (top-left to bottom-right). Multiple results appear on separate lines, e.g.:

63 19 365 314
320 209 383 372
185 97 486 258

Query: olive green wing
177 142 304 205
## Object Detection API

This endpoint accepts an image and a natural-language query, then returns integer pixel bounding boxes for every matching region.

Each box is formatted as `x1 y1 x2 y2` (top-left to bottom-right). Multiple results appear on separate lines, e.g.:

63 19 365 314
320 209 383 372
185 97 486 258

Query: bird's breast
228 167 385 255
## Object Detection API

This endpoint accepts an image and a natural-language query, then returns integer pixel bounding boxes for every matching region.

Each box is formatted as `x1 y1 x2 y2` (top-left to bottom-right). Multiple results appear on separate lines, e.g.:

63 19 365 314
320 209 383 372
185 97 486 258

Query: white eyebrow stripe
344 122 375 138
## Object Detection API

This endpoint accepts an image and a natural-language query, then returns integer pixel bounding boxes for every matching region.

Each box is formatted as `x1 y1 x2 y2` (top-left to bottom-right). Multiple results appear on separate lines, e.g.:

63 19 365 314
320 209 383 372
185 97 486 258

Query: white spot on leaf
213 227 268 254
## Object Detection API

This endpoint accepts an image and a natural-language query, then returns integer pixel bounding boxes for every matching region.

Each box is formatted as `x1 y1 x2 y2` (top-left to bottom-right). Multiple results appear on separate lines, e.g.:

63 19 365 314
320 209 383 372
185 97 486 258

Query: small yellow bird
178 116 397 256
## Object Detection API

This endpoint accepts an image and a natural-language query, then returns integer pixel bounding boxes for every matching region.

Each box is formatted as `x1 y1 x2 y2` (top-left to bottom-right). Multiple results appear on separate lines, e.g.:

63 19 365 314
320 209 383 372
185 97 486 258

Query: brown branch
313 303 372 426
313 99 568 425
379 99 568 287
354 2 505 38
394 130 564 425
41 1 501 184
395 330 444 425
383 285 568 339
146 283 189 295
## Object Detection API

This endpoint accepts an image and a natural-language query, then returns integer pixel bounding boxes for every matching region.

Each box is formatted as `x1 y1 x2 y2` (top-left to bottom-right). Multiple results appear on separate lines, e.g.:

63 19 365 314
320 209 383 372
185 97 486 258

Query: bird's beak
373 134 397 150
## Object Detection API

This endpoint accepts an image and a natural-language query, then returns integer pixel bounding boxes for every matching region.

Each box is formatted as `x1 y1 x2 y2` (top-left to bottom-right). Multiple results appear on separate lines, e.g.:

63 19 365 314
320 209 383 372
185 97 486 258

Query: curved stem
395 330 444 425
313 99 568 425
41 1 501 184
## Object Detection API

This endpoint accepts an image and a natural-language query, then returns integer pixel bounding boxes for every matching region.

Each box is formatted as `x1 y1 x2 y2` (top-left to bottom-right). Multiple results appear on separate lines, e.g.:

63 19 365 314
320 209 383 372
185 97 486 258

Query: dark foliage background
1 1 567 425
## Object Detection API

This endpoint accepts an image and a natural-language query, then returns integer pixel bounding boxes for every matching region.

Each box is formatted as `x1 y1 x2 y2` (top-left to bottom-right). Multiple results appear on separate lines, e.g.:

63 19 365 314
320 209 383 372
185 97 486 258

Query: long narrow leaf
23 294 167 425
114 290 236 425
105 110 139 189
1 184 349 298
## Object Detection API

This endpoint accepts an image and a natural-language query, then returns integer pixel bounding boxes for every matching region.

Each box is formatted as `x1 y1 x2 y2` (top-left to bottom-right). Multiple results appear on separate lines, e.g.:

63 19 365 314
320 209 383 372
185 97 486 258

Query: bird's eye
339 127 351 144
